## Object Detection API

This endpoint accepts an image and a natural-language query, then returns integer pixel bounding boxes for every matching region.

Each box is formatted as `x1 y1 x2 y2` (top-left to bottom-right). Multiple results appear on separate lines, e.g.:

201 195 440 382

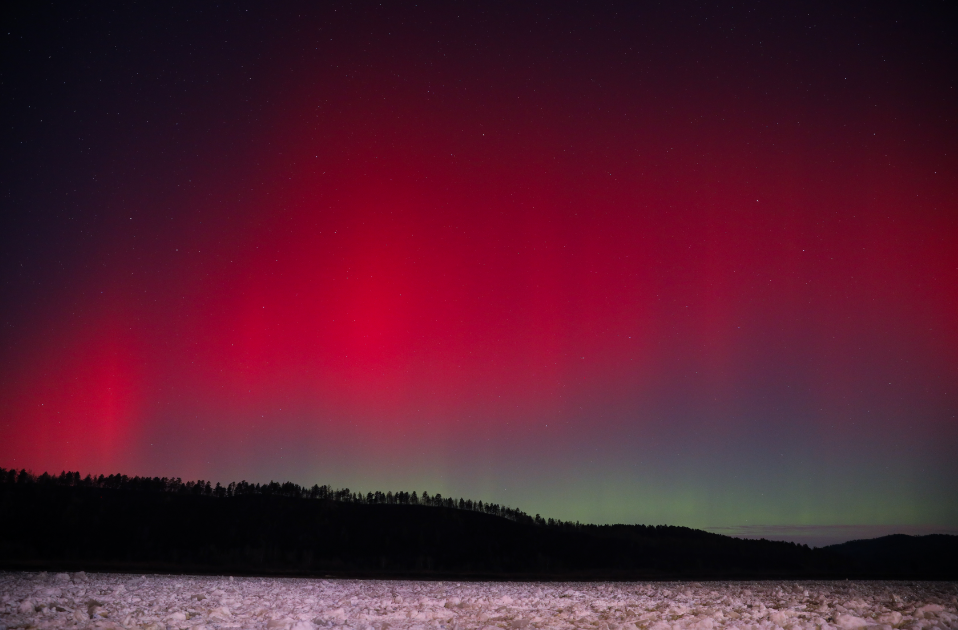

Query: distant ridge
2 468 954 579
823 534 958 578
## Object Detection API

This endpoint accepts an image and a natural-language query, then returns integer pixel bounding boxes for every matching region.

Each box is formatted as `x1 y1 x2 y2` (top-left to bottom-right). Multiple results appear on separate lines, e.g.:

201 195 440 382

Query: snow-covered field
1 572 956 630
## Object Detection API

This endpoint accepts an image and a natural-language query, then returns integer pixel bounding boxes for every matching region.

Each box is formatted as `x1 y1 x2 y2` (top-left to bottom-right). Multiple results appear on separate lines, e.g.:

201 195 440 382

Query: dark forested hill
822 534 958 579
1 471 953 579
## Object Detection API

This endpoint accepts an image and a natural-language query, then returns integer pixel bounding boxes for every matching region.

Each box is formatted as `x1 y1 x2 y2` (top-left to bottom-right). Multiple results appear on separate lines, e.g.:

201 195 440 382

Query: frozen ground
1 572 956 630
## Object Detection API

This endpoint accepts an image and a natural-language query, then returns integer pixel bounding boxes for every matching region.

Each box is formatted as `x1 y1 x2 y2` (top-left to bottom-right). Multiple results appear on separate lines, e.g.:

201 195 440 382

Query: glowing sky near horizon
2 1 956 545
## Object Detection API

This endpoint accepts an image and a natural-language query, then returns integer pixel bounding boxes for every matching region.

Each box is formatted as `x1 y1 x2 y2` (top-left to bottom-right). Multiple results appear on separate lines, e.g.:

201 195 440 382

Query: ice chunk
17 599 34 614
835 614 869 629
768 611 788 625
691 617 716 630
208 606 232 620
878 612 903 625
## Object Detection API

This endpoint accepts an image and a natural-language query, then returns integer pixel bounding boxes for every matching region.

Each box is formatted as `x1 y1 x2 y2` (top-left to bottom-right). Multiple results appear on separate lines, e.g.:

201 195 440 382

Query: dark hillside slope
822 534 958 579
0 482 884 579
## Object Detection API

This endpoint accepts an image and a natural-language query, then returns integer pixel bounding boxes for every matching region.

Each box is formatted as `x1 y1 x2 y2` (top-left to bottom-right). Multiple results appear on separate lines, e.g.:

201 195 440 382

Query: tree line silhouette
0 467 577 530
0 466 822 550
5 466 953 579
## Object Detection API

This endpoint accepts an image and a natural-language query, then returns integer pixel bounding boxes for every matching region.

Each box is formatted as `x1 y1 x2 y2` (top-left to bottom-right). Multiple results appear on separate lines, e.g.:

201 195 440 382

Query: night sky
2 1 956 547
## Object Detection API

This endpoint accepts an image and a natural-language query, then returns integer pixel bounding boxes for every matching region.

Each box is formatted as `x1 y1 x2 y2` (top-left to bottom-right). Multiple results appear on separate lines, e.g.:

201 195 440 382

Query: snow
1 572 956 630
